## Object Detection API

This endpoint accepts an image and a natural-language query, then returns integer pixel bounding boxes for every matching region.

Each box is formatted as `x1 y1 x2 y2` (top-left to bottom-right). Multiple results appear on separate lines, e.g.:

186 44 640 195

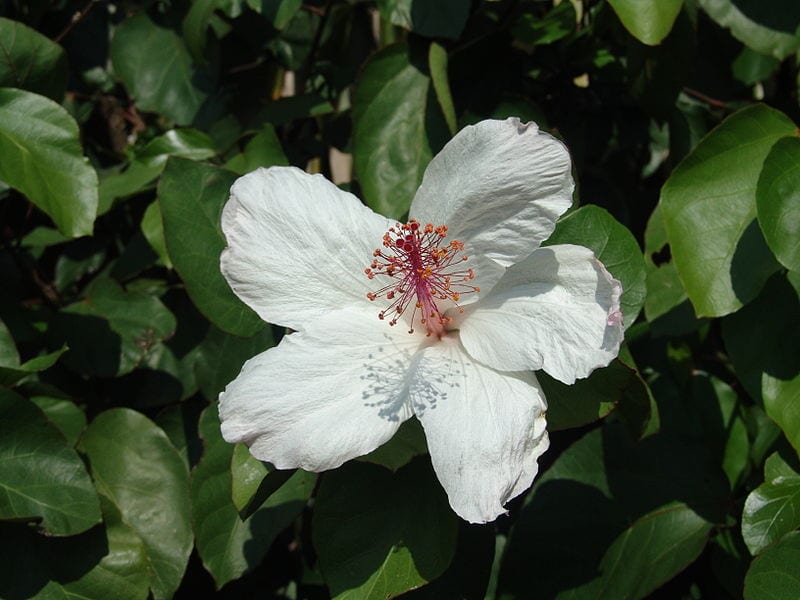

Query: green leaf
498 424 728 599
158 158 265 336
223 124 289 175
29 395 87 447
0 346 67 386
376 0 471 40
192 405 314 588
52 277 177 377
723 273 800 453
0 87 99 237
230 444 279 517
545 204 646 327
511 2 576 46
699 0 800 60
194 325 275 401
353 42 448 219
183 0 221 60
742 477 800 556
80 408 193 600
0 319 20 368
314 459 457 600
250 0 303 29
0 17 68 100
360 417 428 471
0 389 101 535
690 373 750 490
111 14 215 125
765 451 800 483
589 504 712 598
428 43 456 136
98 128 217 213
141 201 173 268
757 136 800 272
607 0 683 45
661 104 794 317
643 203 697 333
0 504 150 600
744 531 800 599
542 359 642 432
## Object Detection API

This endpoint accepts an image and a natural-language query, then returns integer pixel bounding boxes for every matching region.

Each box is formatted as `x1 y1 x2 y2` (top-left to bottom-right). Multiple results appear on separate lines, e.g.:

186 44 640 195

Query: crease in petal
409 118 574 277
220 166 393 330
219 308 424 472
409 336 549 523
458 244 623 384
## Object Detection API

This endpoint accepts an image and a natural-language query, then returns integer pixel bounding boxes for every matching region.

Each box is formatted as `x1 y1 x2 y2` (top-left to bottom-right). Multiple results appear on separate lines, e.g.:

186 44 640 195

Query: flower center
364 219 479 337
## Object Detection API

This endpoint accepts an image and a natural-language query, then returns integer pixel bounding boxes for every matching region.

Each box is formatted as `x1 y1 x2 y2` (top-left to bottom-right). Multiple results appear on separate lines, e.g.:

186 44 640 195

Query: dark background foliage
1 0 799 598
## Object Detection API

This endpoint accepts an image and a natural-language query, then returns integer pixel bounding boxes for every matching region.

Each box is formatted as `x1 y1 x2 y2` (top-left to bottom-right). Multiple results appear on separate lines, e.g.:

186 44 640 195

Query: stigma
364 219 479 337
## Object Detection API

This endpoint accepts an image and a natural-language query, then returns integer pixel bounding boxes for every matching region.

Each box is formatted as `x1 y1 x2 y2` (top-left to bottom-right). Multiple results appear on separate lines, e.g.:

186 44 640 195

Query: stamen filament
365 219 479 336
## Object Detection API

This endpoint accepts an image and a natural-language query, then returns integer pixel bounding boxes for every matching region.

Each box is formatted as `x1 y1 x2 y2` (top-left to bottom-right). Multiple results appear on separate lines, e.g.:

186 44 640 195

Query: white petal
409 118 574 274
410 336 549 524
219 309 423 471
458 244 623 384
221 166 393 330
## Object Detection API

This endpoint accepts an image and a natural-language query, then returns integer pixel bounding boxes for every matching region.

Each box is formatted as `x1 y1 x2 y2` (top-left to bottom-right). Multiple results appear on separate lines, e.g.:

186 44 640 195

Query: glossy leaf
744 531 800 599
80 409 193 600
314 459 457 600
0 87 98 237
111 14 214 124
742 477 800 556
498 424 728 599
643 203 696 333
542 359 651 434
223 124 288 175
353 42 448 219
98 128 217 213
723 274 800 453
428 42 456 135
0 390 101 535
192 405 314 588
360 417 428 471
0 504 150 600
0 17 67 99
511 2 576 46
757 136 800 272
661 104 794 317
608 0 683 45
52 277 176 377
699 0 800 60
29 395 87 446
141 201 172 268
545 204 646 327
159 157 265 336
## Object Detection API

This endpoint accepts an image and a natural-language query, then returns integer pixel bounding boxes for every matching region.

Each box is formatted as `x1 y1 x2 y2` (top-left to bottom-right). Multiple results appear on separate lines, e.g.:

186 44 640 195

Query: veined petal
410 336 548 524
219 309 422 471
458 244 623 384
221 166 392 330
409 118 574 274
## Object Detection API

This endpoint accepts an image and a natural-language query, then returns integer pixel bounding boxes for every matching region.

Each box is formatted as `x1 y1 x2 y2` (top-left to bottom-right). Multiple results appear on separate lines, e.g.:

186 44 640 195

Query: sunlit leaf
0 390 101 535
661 104 794 317
0 17 67 99
0 87 98 237
757 136 800 272
80 409 193 600
158 158 265 336
314 459 457 600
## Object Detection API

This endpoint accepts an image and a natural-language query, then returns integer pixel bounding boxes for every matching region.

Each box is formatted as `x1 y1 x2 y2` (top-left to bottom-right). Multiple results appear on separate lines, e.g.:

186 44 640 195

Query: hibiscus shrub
1 1 799 599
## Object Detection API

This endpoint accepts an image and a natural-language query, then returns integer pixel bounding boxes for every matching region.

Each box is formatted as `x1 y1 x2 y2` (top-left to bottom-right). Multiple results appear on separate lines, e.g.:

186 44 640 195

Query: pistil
365 219 479 337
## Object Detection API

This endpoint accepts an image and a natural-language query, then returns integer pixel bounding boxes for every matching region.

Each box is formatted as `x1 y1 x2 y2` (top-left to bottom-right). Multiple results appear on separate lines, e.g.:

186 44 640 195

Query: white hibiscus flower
218 118 623 524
